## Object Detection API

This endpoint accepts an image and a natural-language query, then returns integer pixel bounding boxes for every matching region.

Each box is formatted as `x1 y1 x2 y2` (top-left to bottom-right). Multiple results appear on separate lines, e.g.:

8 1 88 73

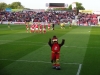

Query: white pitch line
0 59 80 65
0 59 82 75
5 43 100 49
76 64 82 75
0 40 100 49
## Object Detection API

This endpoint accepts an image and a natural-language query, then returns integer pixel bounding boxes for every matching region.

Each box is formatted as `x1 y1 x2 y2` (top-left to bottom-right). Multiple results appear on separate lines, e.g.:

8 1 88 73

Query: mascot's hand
62 39 65 41
51 60 53 63
49 38 51 41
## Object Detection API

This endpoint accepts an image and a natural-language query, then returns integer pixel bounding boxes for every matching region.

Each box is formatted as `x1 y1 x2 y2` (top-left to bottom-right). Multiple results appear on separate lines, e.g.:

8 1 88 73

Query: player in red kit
48 23 51 31
26 24 29 33
39 24 43 33
48 36 65 70
25 17 30 33
30 24 35 33
43 25 46 33
35 23 39 33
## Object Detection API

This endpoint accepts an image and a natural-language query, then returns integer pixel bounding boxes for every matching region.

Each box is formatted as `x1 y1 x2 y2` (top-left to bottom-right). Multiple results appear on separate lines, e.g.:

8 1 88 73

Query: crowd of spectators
0 10 98 25
77 13 98 25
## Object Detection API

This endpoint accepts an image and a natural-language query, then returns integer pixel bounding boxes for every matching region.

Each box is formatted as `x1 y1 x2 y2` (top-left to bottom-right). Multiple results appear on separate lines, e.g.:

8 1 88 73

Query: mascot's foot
52 66 56 69
56 66 61 70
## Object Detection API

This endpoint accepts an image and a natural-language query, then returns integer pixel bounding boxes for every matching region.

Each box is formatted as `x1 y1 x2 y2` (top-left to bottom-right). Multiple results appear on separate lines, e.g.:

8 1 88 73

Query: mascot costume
48 36 65 70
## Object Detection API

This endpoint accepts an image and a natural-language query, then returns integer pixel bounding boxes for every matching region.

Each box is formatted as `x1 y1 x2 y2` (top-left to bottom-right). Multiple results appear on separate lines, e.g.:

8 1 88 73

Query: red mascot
48 36 65 70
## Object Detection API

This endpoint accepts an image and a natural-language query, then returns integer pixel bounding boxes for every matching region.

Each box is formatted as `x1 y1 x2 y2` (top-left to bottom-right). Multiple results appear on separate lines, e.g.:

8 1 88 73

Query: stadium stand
0 10 98 25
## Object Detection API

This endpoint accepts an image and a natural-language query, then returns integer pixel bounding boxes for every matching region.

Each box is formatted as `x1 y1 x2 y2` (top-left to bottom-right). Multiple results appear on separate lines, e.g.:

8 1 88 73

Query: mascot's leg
52 60 56 69
55 53 61 70
55 59 61 70
51 53 56 69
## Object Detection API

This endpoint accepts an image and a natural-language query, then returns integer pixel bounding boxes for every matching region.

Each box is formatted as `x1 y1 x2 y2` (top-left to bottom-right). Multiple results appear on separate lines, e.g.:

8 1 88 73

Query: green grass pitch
0 24 100 75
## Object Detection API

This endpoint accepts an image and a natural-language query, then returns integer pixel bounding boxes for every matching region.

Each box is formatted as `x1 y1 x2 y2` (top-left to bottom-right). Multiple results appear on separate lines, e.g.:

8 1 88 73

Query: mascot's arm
48 38 52 47
48 38 53 63
60 39 65 47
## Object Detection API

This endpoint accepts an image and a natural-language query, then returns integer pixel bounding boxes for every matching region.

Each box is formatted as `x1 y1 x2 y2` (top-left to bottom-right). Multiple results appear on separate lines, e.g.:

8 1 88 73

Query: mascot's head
52 36 58 43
